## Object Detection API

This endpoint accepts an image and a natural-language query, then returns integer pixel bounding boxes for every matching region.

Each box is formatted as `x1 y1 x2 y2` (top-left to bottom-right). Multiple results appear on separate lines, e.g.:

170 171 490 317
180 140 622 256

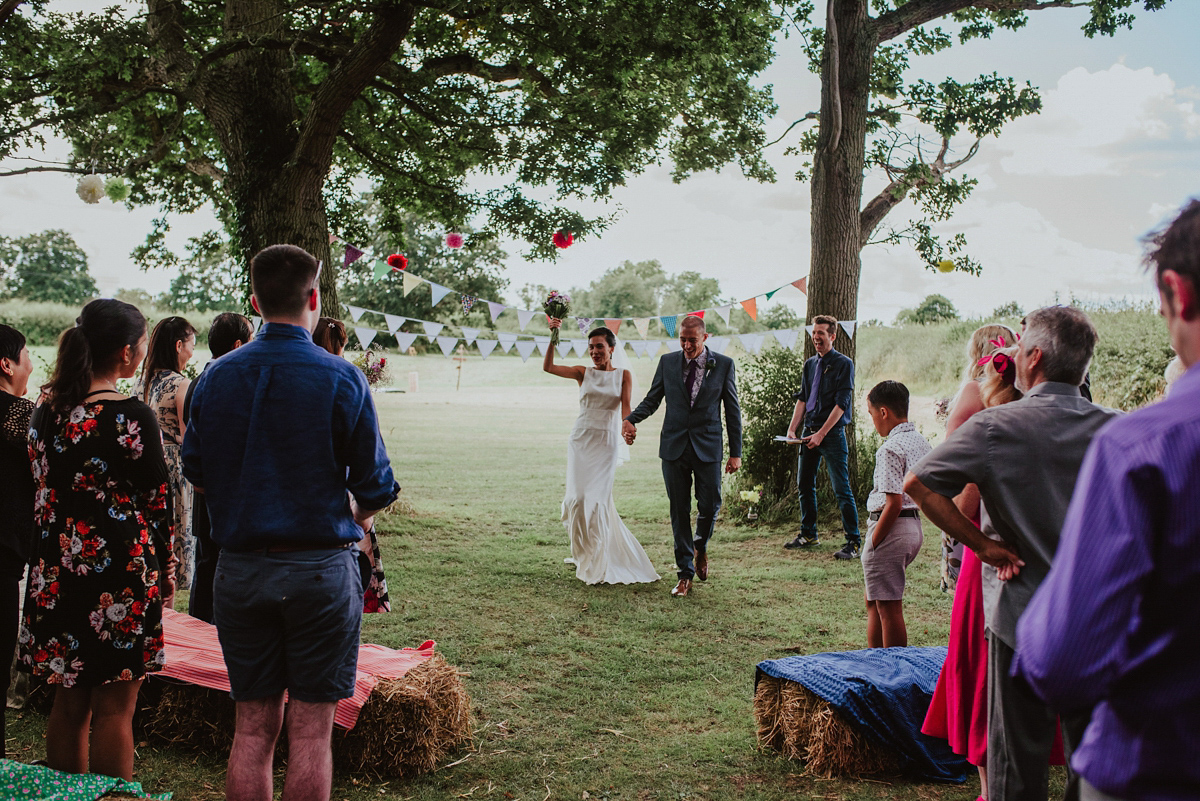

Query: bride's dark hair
587 327 616 348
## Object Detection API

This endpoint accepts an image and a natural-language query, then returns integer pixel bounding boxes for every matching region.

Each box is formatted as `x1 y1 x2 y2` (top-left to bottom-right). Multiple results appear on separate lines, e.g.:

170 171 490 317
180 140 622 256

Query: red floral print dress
19 398 171 687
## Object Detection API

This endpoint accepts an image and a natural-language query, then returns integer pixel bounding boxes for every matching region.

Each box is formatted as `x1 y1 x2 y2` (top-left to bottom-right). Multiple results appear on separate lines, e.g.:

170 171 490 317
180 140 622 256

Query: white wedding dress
562 367 660 584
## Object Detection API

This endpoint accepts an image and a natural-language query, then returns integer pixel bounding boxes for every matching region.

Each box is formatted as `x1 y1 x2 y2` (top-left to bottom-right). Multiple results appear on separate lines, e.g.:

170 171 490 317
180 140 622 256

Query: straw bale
139 654 471 779
753 674 902 778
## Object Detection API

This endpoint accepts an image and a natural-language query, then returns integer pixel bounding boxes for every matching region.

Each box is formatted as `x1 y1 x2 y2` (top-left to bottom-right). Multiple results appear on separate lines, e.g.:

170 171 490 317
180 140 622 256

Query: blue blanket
757 646 967 782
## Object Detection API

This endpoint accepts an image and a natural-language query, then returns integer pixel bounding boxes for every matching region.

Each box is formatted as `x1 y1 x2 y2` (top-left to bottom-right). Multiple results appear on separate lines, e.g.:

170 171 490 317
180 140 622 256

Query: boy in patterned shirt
862 381 932 648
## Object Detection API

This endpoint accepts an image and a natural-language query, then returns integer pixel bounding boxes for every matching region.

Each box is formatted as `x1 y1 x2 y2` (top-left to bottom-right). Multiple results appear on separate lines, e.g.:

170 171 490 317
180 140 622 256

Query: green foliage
0 300 79 346
0 230 98 305
991 300 1024 318
1086 306 1175 409
145 230 249 313
896 293 959 325
733 343 804 520
759 303 803 330
536 260 725 323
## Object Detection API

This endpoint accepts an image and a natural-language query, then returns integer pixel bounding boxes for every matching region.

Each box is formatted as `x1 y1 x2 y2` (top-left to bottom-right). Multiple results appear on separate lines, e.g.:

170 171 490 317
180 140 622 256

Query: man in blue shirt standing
183 245 399 801
784 315 860 559
1013 200 1200 801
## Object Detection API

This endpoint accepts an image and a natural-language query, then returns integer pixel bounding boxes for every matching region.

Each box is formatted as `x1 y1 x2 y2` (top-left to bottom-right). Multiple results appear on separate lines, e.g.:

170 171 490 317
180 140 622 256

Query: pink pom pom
445 232 464 249
552 230 574 249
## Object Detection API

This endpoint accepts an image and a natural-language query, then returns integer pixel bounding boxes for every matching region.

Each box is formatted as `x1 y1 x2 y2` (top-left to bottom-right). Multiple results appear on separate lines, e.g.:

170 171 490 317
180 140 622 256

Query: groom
623 315 742 598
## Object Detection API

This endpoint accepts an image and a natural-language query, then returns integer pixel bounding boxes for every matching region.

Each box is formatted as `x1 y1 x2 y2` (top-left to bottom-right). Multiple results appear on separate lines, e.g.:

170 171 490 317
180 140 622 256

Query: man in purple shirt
1014 199 1200 801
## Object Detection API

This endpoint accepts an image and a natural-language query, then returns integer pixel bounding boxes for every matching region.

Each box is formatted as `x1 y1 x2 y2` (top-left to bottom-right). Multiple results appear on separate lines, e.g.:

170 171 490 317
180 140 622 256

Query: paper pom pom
936 259 956 273
387 253 408 270
104 176 129 202
552 230 574 249
76 174 105 204
445 232 464 249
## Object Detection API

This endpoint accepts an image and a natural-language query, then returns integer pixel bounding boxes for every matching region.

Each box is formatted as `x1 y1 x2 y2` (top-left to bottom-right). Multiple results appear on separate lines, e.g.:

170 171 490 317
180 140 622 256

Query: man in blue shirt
1014 200 1200 801
785 315 860 559
183 245 398 801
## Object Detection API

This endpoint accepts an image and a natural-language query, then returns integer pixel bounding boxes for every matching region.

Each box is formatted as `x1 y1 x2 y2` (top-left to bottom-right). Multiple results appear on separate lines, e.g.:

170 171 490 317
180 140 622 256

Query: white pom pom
76 174 105 204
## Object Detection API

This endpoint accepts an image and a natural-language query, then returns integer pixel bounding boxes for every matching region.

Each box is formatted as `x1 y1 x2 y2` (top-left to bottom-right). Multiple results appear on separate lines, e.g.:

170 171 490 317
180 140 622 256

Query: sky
1 3 1198 324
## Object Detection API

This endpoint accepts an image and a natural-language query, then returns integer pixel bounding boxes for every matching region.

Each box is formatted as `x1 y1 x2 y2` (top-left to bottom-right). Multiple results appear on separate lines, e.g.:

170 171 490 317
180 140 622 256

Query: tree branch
765 112 818 147
418 53 560 98
874 0 1082 43
0 0 24 28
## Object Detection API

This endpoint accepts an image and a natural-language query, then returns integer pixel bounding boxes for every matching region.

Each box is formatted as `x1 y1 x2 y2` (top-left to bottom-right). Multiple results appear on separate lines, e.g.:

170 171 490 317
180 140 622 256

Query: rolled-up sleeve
911 415 990 499
832 359 854 414
342 373 400 511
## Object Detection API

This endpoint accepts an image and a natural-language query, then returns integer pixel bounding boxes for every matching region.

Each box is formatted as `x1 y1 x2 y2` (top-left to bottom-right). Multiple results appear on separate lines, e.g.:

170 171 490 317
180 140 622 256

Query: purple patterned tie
686 359 699 404
808 358 822 422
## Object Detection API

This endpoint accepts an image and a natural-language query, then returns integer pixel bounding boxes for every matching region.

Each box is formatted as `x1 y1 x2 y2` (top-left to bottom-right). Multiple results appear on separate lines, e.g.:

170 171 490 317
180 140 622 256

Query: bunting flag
496 332 518 353
571 338 588 357
251 316 262 334
477 339 499 359
422 321 444 338
429 283 453 307
630 340 646 358
714 304 732 326
741 298 758 321
383 313 406 333
633 318 651 339
343 245 364 268
738 332 765 354
533 335 551 356
395 332 419 352
461 295 476 315
604 318 622 336
792 277 808 294
575 316 594 333
460 327 480 344
436 336 458 357
765 287 781 301
665 340 682 353
487 301 508 322
329 233 339 244
516 308 539 331
805 324 816 339
840 320 858 338
687 310 705 319
557 342 573 359
402 271 423 297
660 315 678 338
514 340 537 362
645 340 663 358
774 328 799 350
372 260 390 281
348 305 367 322
708 336 730 355
354 327 377 349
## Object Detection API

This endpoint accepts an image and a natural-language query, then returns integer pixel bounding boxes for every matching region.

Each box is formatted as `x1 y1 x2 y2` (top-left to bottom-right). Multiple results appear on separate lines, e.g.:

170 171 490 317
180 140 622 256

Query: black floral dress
18 398 170 688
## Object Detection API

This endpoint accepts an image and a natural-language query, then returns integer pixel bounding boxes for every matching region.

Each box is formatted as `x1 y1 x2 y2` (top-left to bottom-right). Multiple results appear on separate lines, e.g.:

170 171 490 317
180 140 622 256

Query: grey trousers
987 634 1090 801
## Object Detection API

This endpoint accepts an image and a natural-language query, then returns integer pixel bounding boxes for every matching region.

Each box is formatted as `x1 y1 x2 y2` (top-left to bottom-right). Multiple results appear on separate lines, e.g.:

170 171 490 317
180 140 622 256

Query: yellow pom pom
936 259 955 273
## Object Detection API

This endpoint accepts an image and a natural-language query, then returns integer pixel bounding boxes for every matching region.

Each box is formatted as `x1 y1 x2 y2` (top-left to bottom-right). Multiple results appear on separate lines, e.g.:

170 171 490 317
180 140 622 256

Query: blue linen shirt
793 348 854 428
181 323 398 551
1013 364 1200 800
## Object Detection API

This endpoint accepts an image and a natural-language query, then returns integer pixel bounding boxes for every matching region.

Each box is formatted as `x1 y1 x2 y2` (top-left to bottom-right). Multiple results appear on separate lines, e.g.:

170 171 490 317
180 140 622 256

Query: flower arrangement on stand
353 349 391 388
739 486 762 522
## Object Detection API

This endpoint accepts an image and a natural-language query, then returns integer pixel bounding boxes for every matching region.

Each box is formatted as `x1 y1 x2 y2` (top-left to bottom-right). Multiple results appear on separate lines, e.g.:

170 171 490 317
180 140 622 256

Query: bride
544 319 660 585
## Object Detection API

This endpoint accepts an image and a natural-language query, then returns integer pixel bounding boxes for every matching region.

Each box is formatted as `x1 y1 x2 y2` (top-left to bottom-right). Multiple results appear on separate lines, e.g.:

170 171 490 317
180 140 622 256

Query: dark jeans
187 497 219 624
662 440 723 580
797 425 860 547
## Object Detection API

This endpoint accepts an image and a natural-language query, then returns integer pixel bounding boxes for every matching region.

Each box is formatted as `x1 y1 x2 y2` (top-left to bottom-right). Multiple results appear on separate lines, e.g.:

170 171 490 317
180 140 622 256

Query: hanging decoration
741 298 758 321
461 295 477 315
937 259 956 273
445 232 465 249
76 174 106 204
104 177 129 202
387 253 408 270
552 230 574 249
660 315 678 338
344 245 365 268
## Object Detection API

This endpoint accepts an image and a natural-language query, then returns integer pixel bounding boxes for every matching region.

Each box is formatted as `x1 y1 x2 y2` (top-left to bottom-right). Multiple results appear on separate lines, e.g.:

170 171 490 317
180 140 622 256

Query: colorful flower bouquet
353 349 390 387
543 290 571 345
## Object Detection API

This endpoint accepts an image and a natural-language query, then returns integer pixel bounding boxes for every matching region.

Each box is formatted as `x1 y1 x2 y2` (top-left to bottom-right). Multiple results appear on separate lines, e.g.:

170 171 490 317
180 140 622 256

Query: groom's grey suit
626 348 742 580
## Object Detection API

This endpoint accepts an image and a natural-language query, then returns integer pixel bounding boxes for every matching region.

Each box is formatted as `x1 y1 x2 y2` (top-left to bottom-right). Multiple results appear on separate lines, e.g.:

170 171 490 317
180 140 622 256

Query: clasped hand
622 419 637 445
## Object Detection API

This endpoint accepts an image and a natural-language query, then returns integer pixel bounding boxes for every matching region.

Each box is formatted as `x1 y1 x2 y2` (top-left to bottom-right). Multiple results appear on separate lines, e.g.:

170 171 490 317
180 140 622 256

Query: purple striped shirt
1014 363 1200 800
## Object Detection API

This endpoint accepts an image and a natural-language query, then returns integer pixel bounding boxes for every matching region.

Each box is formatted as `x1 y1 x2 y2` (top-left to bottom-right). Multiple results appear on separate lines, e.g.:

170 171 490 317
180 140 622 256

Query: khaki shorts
861 515 923 601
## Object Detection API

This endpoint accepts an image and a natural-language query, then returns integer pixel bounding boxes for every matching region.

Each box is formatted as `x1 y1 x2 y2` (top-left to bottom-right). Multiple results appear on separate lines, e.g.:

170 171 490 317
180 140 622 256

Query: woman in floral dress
20 299 170 780
137 316 195 608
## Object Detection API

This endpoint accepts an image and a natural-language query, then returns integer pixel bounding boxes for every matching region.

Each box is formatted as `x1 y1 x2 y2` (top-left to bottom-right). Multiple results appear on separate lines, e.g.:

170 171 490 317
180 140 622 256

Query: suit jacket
626 349 742 463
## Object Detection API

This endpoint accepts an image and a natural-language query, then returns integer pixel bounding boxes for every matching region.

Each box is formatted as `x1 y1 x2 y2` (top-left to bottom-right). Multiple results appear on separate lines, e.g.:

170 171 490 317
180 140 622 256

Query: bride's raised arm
543 317 586 384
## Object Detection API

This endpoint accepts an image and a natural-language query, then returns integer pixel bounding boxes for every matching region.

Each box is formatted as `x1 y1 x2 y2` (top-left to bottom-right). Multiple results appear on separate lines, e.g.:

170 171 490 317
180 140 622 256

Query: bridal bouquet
353 349 390 387
543 290 571 345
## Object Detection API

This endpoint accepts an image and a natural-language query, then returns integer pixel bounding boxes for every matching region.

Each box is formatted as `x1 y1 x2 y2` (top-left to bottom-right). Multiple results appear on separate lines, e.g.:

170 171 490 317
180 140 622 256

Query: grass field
8 348 1071 801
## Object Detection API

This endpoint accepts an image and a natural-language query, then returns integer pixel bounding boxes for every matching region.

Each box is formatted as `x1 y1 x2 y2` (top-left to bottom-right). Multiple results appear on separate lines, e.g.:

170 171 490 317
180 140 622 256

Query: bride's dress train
562 367 659 584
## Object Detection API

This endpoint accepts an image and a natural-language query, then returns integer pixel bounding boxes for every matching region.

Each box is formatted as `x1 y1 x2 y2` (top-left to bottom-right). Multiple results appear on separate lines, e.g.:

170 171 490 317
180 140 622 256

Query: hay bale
753 673 902 778
140 654 471 779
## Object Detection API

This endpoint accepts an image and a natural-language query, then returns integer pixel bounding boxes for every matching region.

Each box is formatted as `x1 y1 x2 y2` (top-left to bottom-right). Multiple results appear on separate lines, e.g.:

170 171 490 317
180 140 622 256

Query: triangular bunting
516 308 538 331
460 327 480 344
533 335 551 356
633 318 651 339
660 315 678 338
514 340 537 362
603 319 623 336
557 342 573 359
630 340 646 358
402 271 424 297
251 316 262 334
395 332 419 352
422 321 444 338
343 245 364 268
476 339 498 359
792 277 808 294
687 310 705 319
329 233 339 244
645 341 663 358
765 287 781 301
487 301 508 322
741 298 758 321
383 313 406 333
429 283 453 307
774 328 799 350
708 336 730 355
354 327 377 349
571 339 588 357
461 295 476 315
575 317 594 334
840 320 857 338
372 260 390 281
436 336 458 357
714 305 732 326
347 305 367 322
496 332 518 350
805 324 816 339
665 340 682 353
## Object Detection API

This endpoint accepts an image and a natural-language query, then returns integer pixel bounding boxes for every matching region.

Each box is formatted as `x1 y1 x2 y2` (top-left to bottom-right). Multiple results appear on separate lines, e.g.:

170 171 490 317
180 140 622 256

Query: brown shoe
695 549 708 581
671 578 692 597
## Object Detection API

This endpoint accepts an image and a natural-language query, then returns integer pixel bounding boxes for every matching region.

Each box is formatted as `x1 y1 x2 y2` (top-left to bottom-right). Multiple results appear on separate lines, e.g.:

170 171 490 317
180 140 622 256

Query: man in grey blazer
623 315 742 597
